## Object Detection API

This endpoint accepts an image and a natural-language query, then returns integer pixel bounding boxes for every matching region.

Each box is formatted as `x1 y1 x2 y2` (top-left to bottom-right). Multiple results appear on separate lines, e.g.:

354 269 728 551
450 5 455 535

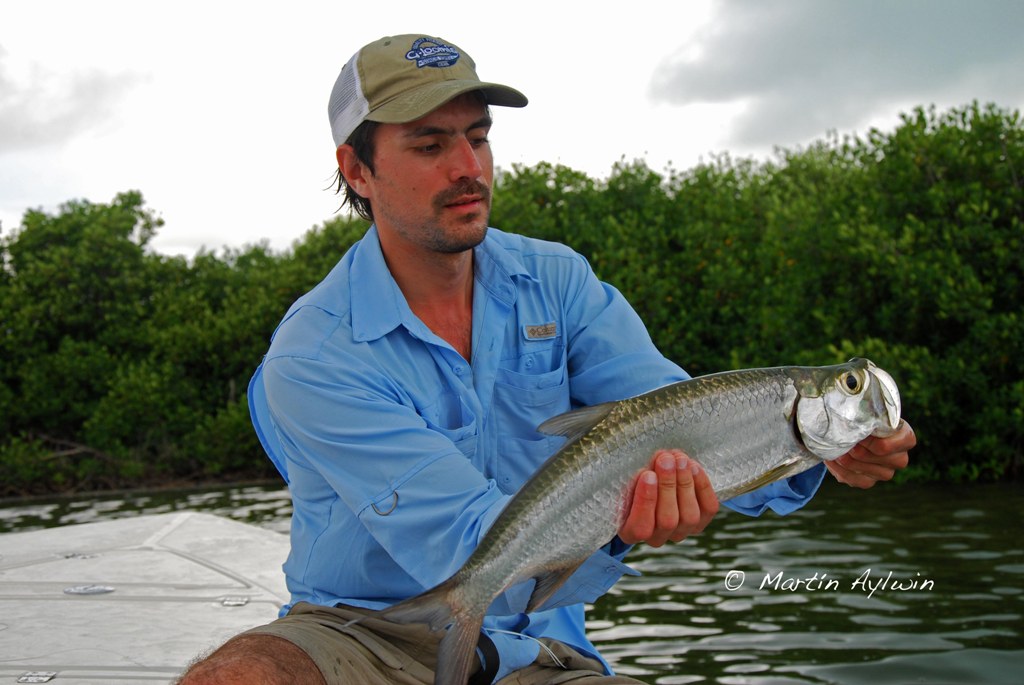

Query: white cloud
1 0 1021 256
649 0 1024 148
0 46 145 153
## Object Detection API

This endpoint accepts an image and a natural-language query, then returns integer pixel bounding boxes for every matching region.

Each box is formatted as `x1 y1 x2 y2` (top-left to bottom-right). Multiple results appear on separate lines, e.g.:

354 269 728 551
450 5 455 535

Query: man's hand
618 449 719 547
826 420 916 488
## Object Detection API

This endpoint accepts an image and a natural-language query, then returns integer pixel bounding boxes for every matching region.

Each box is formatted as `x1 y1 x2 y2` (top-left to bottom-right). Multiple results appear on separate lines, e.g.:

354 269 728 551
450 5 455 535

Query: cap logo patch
406 37 460 68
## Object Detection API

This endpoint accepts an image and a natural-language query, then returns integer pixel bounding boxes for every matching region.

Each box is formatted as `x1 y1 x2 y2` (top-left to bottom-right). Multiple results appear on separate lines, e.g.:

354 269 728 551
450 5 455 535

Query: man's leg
178 603 440 685
495 639 647 685
177 633 326 685
177 604 645 685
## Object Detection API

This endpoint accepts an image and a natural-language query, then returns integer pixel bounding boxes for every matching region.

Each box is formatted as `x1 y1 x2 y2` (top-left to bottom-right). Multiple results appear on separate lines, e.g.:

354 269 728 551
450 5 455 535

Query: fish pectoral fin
525 561 586 614
536 403 615 442
725 455 817 500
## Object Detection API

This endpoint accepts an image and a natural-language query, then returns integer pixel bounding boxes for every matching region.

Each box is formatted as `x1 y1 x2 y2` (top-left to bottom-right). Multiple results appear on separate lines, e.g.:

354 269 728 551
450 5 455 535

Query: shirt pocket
492 342 572 488
493 350 570 439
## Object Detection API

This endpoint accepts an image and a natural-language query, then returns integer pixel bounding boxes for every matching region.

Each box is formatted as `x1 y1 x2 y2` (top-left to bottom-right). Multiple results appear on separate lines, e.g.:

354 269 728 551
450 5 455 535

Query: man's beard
426 180 492 253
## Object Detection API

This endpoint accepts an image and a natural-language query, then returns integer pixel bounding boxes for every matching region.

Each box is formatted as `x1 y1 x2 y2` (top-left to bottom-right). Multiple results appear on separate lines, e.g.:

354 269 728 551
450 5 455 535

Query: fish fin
537 403 615 442
377 582 455 632
525 560 586 614
375 581 485 685
435 613 485 685
722 455 819 500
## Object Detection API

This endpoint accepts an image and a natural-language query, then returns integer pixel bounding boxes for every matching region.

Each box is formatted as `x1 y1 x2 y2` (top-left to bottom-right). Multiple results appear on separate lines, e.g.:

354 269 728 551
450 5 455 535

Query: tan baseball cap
328 34 528 147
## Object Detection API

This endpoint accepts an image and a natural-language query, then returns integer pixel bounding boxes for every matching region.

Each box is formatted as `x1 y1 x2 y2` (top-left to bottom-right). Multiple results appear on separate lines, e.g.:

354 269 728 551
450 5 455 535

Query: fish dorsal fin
536 403 615 443
525 560 586 614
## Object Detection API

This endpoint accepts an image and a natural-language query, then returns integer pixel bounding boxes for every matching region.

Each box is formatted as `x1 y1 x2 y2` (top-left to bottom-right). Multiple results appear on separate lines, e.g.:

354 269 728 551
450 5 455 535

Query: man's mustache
433 180 491 210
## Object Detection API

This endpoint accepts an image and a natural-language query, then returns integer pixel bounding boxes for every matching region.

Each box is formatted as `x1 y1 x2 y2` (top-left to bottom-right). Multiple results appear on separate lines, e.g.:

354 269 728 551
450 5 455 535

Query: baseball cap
328 34 528 148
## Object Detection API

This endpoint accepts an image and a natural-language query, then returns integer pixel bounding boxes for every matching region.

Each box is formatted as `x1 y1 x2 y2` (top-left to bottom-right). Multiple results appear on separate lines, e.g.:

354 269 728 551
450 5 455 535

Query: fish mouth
867 362 902 437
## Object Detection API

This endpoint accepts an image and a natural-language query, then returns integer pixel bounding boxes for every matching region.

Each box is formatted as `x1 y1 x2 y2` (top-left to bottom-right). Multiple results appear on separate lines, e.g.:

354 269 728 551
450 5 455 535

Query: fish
372 358 902 685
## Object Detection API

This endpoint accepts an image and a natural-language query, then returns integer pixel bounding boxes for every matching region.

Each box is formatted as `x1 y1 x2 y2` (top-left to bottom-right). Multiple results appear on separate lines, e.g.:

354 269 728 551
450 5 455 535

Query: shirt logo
524 322 558 340
405 37 460 68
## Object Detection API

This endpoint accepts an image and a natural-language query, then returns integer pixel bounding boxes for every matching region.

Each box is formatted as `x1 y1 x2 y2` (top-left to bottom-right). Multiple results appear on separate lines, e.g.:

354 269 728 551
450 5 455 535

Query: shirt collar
349 226 535 343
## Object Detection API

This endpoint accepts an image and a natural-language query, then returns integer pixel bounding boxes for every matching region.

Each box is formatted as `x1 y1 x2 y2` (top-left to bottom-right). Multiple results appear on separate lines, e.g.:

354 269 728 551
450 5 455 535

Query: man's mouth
446 195 484 208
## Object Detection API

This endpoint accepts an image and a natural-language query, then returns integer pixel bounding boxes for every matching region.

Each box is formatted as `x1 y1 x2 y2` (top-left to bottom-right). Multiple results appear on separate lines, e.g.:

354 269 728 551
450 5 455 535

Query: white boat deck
0 512 290 684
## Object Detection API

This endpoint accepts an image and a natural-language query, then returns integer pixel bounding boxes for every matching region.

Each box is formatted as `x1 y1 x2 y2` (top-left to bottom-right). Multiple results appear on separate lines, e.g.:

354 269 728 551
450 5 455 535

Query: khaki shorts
244 602 644 685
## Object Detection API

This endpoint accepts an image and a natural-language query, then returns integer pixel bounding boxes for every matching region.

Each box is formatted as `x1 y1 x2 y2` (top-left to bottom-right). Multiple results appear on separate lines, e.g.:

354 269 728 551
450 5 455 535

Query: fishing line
484 629 568 670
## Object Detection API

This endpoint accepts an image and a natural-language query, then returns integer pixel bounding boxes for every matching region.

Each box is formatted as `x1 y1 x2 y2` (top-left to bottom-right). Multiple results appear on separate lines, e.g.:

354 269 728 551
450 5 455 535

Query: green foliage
0 192 369 494
1 102 1020 492
494 102 1023 482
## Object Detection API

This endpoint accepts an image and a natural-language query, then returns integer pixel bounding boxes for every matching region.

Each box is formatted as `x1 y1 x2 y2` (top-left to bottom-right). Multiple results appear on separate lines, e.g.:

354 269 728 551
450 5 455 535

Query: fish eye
842 372 862 394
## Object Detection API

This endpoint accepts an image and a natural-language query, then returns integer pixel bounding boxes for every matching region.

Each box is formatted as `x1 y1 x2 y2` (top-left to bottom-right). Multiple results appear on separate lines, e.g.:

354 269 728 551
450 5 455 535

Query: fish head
794 358 902 460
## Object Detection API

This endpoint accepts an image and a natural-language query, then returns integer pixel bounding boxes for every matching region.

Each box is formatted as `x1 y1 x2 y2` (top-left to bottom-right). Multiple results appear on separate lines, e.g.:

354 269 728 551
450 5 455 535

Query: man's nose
448 137 484 181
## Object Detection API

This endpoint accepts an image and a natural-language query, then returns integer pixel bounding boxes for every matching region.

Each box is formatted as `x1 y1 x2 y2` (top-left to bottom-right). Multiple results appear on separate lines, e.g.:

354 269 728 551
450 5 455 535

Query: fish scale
371 358 902 685
583 369 803 504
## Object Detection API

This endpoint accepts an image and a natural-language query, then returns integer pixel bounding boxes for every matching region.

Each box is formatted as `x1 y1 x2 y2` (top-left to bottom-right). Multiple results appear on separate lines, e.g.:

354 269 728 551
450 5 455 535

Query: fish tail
376 581 484 685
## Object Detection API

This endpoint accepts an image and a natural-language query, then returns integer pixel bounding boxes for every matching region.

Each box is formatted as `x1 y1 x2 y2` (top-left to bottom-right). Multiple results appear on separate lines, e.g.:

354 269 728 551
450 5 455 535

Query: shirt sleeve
555 251 692 404
260 350 508 593
722 463 827 516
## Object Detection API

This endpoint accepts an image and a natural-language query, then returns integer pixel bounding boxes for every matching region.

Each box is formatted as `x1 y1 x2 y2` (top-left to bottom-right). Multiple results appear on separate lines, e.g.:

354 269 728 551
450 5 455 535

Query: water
2 481 1021 684
0 483 294 535
590 481 1024 684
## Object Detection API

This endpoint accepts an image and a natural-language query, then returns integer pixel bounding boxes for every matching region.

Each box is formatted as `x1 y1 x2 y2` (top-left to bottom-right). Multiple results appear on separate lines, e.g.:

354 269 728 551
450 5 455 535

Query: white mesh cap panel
328 52 369 148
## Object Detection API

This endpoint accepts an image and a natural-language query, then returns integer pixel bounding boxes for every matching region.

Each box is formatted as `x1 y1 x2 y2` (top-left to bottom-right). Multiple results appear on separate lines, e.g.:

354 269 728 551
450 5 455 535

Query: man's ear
336 145 372 198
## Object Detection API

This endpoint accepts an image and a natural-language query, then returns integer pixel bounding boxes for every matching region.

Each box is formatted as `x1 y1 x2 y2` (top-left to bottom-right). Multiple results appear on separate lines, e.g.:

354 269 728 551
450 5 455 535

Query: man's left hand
826 420 916 488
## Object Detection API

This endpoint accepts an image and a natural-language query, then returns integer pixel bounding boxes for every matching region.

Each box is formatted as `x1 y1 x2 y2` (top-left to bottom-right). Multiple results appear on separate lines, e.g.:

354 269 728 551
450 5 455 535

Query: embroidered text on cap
406 37 460 68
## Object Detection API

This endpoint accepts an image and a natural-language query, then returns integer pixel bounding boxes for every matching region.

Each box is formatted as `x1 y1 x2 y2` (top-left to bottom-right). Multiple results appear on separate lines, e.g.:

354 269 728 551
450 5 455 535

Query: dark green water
2 481 1021 684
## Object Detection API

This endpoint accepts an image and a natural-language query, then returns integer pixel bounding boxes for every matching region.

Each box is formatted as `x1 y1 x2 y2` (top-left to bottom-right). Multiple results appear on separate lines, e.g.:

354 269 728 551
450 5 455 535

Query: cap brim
367 80 528 125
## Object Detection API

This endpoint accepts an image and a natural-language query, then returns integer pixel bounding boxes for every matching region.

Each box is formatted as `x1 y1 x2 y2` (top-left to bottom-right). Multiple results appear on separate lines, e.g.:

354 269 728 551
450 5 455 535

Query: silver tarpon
373 358 902 685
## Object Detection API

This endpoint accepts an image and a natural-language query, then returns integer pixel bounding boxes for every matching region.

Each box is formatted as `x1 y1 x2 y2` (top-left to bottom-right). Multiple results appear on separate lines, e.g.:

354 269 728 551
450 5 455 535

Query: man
179 34 914 685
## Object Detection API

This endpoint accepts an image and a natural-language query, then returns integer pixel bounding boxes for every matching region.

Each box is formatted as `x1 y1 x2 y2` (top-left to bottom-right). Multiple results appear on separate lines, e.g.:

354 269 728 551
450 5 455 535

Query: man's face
362 93 494 255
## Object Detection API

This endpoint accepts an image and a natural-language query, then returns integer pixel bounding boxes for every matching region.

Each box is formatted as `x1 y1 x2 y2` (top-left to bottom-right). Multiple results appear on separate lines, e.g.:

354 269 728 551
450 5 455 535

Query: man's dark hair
333 119 379 222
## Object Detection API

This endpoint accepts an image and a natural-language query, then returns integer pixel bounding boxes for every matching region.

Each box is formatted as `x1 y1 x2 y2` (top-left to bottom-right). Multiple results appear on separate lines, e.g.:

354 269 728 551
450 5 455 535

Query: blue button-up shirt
248 226 825 679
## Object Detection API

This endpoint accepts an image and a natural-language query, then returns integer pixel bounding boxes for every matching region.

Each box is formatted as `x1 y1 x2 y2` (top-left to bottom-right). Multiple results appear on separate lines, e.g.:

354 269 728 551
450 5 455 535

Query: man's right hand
618 449 719 547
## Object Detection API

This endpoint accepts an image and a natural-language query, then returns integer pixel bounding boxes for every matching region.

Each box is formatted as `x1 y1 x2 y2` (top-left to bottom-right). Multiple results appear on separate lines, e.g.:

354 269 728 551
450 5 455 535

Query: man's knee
177 633 325 685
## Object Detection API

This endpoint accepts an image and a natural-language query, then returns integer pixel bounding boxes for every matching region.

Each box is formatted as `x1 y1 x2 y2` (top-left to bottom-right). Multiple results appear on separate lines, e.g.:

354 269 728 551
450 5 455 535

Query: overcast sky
2 0 1022 257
